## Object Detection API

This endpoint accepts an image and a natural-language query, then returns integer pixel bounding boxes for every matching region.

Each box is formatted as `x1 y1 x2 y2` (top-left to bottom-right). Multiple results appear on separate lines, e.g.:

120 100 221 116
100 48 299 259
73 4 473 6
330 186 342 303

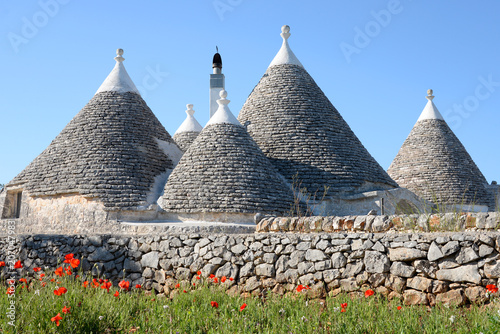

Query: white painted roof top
95 49 140 95
417 89 444 122
205 90 241 126
269 25 303 68
174 104 203 134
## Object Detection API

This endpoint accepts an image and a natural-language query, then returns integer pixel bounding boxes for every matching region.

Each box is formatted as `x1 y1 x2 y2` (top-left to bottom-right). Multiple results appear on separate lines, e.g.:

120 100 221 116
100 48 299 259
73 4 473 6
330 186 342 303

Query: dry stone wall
3 230 500 306
256 212 500 233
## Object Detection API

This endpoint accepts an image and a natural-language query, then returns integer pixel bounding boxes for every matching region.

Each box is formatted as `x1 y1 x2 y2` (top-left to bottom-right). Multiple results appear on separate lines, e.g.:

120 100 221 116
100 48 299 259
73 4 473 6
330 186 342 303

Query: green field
1 267 500 334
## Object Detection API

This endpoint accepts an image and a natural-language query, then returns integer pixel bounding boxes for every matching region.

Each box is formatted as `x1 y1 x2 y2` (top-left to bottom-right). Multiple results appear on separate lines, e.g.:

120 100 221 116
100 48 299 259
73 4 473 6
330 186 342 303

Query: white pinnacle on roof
205 90 240 126
95 49 140 95
416 89 445 122
268 25 303 68
174 104 203 135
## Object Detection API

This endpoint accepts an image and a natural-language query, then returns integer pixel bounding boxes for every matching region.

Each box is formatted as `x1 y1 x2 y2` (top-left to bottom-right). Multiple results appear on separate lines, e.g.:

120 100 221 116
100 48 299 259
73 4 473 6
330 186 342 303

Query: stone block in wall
406 276 433 293
390 262 415 278
436 264 481 284
388 248 426 262
413 260 438 279
484 260 500 278
427 242 444 262
403 290 428 305
364 251 390 273
435 289 466 306
465 286 488 304
340 278 358 292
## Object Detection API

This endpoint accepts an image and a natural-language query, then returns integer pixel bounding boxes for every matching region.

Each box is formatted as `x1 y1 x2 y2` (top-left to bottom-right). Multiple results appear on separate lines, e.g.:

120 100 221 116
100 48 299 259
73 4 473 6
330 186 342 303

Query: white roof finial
426 89 434 101
95 48 140 95
186 104 195 116
205 90 240 126
115 48 125 63
174 104 203 135
269 25 303 68
417 88 444 122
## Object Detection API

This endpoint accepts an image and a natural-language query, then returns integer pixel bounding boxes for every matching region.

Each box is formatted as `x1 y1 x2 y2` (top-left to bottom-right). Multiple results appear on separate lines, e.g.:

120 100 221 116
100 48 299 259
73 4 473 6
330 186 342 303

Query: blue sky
1 0 499 186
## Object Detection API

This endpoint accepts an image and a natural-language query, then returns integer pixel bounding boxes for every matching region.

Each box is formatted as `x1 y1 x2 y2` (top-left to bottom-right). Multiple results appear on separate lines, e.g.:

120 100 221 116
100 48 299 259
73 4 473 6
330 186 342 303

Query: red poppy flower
296 285 304 292
175 283 180 289
197 270 201 275
341 303 347 309
240 303 247 311
99 279 104 284
364 289 375 297
33 267 41 272
114 291 119 297
54 287 67 296
196 276 201 280
51 279 55 282
62 306 71 314
213 277 218 283
63 254 74 263
221 276 227 283
0 261 5 267
14 261 22 269
341 308 346 313
83 281 89 288
397 306 402 310
6 287 14 295
135 284 142 289
64 267 72 275
51 313 63 326
229 277 234 281
118 280 130 291
193 283 196 286
41 282 46 287
486 284 498 293
70 258 80 269
183 290 187 293
209 274 215 279
54 267 64 277
19 278 27 283
39 273 45 279
101 282 112 293
211 301 219 308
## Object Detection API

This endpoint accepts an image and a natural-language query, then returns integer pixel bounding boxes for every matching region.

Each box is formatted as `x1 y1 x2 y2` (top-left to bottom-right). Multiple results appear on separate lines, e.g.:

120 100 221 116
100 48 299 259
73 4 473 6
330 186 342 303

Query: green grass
1 271 500 334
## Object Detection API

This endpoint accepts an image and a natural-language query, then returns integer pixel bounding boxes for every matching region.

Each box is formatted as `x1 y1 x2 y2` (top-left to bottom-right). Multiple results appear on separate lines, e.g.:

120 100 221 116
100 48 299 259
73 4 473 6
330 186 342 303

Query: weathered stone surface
368 273 388 288
305 249 326 262
479 244 494 257
436 289 466 306
455 248 479 264
427 242 444 262
343 261 364 278
255 264 275 277
441 241 460 257
340 278 359 292
331 252 347 269
465 286 488 304
403 290 427 305
364 251 390 273
385 275 406 293
484 261 500 278
88 247 114 262
141 252 159 269
389 248 426 262
124 258 142 273
244 276 262 292
323 269 341 283
406 276 432 292
436 265 481 284
390 262 415 278
413 260 438 279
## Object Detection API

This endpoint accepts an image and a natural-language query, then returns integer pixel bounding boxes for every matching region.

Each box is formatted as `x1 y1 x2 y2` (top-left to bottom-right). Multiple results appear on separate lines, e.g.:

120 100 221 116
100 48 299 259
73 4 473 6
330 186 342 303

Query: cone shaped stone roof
161 90 295 215
387 90 491 208
173 104 203 152
8 50 182 210
238 26 397 198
